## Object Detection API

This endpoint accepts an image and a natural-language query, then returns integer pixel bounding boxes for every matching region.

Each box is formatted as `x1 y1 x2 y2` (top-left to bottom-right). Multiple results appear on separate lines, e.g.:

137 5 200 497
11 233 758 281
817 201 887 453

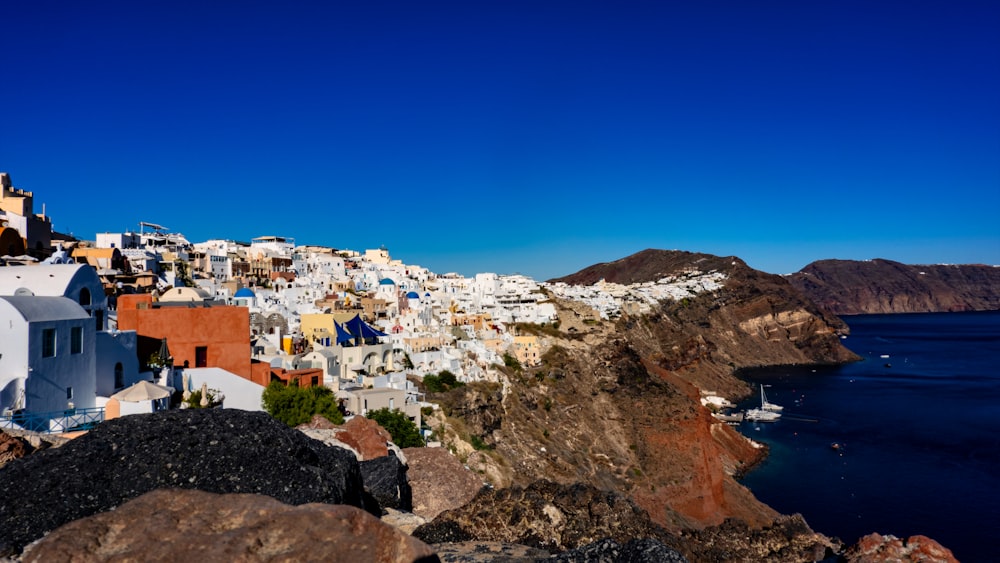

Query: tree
261 381 344 427
422 369 464 393
366 408 423 448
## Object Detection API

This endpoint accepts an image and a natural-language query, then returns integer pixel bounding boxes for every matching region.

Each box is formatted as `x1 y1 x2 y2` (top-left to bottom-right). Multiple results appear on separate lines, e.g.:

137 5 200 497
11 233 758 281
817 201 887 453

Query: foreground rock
361 450 413 512
843 533 958 563
551 538 687 562
431 542 551 562
404 446 486 520
0 431 31 469
412 480 669 553
671 514 839 562
0 409 374 557
21 489 440 563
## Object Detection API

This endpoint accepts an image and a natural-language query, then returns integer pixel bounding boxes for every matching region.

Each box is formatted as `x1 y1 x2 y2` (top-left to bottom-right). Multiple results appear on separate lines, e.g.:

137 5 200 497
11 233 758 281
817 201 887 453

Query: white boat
745 408 781 422
745 384 782 422
761 384 783 412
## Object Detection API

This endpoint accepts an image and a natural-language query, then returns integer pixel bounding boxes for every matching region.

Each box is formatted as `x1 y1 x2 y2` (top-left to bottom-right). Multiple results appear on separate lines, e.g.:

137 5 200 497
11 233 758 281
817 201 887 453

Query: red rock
845 532 958 563
337 416 392 460
20 489 439 563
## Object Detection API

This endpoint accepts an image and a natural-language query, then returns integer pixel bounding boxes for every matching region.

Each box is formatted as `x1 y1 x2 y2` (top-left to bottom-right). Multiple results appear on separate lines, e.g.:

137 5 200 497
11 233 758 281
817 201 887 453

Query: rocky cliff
787 258 1000 315
432 249 858 536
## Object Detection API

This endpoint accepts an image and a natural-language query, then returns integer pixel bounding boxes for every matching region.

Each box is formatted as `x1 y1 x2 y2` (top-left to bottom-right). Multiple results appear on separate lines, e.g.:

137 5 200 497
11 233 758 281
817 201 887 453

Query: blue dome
406 291 420 299
379 278 396 286
234 288 256 298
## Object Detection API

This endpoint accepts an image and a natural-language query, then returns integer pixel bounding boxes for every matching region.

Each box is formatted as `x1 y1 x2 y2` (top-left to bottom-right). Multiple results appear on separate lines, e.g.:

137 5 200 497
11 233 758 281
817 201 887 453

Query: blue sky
3 1 998 279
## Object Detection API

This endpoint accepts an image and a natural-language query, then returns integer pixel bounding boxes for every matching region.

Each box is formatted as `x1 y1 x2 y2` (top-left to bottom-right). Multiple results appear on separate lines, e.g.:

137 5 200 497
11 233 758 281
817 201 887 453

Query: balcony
0 407 105 434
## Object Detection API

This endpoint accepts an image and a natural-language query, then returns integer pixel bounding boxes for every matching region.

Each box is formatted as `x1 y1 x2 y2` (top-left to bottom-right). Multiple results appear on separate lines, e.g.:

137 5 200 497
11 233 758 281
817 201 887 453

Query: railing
0 407 105 434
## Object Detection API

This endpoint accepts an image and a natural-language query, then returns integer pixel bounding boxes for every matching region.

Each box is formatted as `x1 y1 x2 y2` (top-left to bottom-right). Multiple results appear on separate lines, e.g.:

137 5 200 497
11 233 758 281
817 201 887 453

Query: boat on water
745 384 782 422
761 384 783 412
745 408 781 422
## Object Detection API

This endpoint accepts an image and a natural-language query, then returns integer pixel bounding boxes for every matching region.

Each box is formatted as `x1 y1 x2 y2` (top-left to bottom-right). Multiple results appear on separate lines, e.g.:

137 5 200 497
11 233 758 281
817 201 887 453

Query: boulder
0 431 31 469
0 409 376 557
431 541 551 562
360 450 412 511
20 489 440 563
382 507 428 535
339 415 393 460
299 427 363 460
844 533 958 563
670 514 839 562
550 538 687 562
404 446 485 520
412 480 669 554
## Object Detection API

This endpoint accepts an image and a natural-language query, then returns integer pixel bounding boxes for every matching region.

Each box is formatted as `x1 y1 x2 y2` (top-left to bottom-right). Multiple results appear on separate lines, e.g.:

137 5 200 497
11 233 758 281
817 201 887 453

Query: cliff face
439 249 858 533
787 259 1000 315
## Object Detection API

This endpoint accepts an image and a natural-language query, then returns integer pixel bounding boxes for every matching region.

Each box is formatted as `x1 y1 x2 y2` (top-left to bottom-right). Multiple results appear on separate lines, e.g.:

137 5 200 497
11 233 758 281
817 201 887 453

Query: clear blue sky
3 1 998 279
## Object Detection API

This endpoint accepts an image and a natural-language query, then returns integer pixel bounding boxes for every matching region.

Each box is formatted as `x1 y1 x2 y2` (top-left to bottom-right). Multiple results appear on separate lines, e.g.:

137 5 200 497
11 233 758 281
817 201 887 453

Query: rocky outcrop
19 489 440 563
788 258 1000 314
843 533 959 563
0 431 31 469
404 446 486 520
412 480 672 553
0 428 68 469
672 514 840 562
553 538 688 562
428 250 860 536
0 409 375 557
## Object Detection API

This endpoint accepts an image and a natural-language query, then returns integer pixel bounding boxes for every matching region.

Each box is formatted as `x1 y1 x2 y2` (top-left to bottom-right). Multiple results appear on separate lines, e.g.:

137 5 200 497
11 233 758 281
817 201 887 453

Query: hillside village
0 171 728 435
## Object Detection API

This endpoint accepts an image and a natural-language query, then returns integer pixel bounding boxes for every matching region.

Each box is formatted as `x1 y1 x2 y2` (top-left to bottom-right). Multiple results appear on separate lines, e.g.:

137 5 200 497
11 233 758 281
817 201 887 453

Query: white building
0 296 96 415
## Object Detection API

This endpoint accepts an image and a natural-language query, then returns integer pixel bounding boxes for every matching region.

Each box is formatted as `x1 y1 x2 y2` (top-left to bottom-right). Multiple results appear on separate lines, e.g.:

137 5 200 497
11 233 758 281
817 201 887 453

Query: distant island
786 259 1000 315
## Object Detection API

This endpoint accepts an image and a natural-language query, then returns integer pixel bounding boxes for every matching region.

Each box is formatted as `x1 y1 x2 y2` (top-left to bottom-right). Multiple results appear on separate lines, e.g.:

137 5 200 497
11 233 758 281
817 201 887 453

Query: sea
737 311 1000 563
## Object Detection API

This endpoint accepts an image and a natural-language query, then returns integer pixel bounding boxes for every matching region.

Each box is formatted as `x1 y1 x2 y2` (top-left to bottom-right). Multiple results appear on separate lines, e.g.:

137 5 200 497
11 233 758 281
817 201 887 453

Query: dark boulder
0 409 376 557
550 538 687 562
360 449 412 512
412 480 669 554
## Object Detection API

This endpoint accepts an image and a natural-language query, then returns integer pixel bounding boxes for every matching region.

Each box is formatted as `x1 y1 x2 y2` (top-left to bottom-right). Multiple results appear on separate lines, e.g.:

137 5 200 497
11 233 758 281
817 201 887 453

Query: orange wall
118 296 252 378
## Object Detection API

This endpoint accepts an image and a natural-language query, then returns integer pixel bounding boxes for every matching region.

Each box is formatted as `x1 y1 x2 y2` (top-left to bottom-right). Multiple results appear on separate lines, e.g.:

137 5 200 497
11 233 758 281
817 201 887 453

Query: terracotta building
117 294 268 383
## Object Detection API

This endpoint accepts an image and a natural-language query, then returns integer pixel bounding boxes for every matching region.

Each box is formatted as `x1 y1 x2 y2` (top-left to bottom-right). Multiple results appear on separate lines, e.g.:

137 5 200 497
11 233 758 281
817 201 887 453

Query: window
195 346 208 368
66 387 73 400
71 327 83 354
114 363 124 389
42 328 56 357
79 288 91 307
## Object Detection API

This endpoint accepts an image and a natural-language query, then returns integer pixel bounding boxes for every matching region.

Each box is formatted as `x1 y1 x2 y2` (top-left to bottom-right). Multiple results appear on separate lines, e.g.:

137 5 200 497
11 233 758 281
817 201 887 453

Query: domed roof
378 278 396 286
406 291 420 299
234 287 256 298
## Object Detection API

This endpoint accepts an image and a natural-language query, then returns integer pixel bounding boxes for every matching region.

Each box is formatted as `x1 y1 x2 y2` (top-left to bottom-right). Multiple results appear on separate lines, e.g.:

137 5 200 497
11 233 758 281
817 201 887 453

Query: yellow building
513 335 541 367
300 312 360 345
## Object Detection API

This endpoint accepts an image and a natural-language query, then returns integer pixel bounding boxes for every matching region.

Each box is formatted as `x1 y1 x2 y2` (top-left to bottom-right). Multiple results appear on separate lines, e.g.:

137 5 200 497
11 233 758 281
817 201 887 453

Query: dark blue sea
738 311 1000 563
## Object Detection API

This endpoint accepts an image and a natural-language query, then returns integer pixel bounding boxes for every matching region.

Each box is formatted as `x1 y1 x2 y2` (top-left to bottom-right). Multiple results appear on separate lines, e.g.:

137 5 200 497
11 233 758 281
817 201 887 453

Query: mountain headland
425 250 859 539
787 258 1000 315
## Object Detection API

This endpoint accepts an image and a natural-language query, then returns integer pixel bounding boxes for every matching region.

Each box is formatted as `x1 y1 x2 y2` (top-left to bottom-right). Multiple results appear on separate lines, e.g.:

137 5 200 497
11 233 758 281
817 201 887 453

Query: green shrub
366 408 424 448
469 434 492 451
503 353 522 371
185 388 222 409
423 370 464 393
261 381 344 427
